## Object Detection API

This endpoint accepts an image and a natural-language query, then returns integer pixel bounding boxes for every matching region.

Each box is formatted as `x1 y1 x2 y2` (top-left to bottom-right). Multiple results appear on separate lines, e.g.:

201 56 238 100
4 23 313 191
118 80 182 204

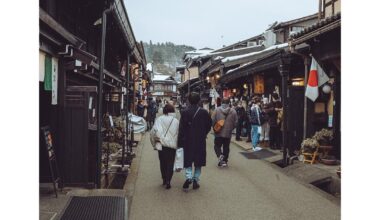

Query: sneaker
183 179 192 190
193 180 200 190
253 146 262 152
218 155 224 167
221 161 228 167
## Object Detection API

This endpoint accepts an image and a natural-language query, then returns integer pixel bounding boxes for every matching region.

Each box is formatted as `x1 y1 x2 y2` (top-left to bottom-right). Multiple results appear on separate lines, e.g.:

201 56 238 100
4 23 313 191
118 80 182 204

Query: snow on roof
221 43 288 63
152 75 172 81
226 61 255 74
197 44 264 59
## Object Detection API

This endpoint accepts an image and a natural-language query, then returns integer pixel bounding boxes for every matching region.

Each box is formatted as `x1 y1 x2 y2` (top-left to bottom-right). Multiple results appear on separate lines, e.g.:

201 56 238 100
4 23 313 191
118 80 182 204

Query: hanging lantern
322 84 332 94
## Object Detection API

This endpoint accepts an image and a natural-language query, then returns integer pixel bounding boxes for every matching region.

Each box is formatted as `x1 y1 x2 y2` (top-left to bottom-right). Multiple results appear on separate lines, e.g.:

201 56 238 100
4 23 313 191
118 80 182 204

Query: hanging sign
51 57 59 105
254 75 264 94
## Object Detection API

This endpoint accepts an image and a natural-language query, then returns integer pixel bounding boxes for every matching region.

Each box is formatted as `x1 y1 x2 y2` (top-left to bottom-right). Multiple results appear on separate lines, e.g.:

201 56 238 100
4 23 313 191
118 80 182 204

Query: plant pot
321 158 337 165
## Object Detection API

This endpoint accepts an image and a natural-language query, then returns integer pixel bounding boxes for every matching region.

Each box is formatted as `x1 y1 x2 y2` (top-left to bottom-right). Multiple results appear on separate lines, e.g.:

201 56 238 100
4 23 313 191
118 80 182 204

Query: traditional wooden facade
289 0 341 159
39 0 146 188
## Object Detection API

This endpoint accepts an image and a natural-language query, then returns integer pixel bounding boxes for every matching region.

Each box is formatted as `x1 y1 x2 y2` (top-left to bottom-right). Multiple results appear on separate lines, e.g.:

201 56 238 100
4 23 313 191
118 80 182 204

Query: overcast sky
125 0 318 50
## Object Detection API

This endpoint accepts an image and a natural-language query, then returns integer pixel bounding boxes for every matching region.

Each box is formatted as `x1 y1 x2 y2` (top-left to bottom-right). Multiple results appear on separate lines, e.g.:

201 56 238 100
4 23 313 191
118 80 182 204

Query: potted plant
301 138 320 153
313 128 333 146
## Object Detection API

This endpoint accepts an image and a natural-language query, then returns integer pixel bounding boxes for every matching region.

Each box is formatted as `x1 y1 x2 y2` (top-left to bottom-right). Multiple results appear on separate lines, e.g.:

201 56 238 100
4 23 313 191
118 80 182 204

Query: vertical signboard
51 57 58 105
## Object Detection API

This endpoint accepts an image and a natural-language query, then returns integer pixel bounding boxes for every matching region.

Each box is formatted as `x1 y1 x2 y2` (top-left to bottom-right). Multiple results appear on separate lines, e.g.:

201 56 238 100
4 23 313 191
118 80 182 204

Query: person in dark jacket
136 100 145 118
178 92 212 191
269 93 282 149
247 96 263 151
212 98 238 167
234 101 246 141
146 99 157 130
245 100 253 143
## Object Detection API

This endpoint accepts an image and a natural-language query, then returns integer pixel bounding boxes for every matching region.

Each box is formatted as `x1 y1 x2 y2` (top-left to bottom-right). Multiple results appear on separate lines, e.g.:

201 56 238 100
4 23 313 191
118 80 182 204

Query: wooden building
205 13 318 165
39 0 146 188
150 74 178 101
289 0 341 159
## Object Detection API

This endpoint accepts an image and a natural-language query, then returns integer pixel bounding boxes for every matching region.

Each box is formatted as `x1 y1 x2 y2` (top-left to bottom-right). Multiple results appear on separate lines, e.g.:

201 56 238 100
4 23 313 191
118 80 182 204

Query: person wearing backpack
248 96 264 151
178 92 212 191
212 98 238 167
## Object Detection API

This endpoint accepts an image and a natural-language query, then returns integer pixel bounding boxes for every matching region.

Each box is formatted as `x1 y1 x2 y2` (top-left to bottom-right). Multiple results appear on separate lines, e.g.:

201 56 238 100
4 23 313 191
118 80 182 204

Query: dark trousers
236 119 244 139
214 137 231 162
246 122 252 140
269 126 281 149
158 146 176 184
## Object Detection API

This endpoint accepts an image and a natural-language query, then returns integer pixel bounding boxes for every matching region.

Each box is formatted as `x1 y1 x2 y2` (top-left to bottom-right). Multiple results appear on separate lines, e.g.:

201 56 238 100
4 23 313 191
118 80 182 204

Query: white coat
150 113 179 150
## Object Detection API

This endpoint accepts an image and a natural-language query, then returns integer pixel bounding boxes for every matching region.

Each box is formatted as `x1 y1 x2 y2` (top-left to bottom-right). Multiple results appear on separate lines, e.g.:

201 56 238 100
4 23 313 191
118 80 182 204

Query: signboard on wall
51 57 58 105
254 75 264 94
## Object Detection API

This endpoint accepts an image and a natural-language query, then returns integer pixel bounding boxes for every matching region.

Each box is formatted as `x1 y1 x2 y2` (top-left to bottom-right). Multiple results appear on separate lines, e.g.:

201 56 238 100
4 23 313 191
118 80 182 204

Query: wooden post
278 62 289 167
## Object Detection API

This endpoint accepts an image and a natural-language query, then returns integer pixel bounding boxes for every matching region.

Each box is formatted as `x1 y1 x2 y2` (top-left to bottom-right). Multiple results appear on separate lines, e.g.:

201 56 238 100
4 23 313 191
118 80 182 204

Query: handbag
154 117 174 151
213 109 230 133
173 148 184 172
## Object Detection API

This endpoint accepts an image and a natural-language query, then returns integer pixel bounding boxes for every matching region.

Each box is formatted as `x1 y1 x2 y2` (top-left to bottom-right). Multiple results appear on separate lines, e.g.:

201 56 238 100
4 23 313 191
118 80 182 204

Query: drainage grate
240 149 277 159
59 196 126 220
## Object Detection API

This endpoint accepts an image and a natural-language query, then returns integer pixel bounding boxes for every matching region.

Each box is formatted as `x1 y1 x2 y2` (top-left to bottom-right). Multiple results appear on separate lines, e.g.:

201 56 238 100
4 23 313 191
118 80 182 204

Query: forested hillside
143 41 196 75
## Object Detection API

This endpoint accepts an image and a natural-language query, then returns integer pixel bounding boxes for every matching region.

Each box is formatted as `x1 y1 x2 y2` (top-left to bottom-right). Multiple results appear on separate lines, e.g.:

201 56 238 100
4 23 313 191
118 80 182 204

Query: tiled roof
289 13 341 40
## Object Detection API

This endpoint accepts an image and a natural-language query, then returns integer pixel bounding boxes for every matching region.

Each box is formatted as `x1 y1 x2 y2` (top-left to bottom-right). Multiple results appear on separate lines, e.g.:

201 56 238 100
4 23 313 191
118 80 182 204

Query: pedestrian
178 92 212 191
271 93 283 149
234 101 245 141
150 103 179 189
136 100 145 118
259 97 270 147
245 99 253 143
147 98 157 130
212 98 238 167
248 96 264 151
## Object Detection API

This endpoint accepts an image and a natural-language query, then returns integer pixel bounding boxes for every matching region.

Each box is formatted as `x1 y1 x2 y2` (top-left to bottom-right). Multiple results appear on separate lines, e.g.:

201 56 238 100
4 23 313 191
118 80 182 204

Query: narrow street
128 113 340 220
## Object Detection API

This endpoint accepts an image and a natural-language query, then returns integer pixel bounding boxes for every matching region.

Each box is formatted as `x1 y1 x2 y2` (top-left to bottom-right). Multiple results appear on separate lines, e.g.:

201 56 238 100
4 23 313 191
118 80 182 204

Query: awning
112 0 145 65
289 13 341 47
39 8 85 48
177 77 200 90
218 48 284 84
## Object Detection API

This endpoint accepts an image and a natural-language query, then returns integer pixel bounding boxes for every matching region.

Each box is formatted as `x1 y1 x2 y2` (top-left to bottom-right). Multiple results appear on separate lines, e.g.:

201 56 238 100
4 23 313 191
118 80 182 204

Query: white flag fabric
305 57 330 102
315 58 329 86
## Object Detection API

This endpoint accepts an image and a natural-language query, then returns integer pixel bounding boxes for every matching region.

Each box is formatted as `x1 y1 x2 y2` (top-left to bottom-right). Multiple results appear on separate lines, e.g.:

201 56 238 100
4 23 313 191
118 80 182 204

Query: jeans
251 125 261 148
185 166 201 182
214 137 231 162
158 147 176 184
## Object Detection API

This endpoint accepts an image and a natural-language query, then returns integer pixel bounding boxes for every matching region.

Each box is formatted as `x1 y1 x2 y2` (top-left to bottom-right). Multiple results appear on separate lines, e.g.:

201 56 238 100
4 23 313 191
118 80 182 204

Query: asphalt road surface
129 113 340 220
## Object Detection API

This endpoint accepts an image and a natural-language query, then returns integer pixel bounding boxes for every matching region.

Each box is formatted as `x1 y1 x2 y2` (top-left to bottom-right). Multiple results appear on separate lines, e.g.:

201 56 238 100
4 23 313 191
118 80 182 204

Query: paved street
129 121 340 220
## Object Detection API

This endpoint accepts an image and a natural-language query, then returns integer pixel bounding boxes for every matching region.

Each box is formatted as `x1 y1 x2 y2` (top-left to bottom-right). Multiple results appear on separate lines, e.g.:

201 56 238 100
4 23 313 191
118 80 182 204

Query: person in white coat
150 104 179 189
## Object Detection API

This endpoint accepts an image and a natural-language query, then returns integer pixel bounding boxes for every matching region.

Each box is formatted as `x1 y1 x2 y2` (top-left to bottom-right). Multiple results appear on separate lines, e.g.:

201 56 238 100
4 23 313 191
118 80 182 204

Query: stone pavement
128 131 340 220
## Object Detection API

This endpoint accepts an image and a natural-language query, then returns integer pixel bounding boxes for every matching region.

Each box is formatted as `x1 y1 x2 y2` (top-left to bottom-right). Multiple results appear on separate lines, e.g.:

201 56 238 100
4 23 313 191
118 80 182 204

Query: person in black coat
234 101 245 141
178 92 212 190
136 100 145 118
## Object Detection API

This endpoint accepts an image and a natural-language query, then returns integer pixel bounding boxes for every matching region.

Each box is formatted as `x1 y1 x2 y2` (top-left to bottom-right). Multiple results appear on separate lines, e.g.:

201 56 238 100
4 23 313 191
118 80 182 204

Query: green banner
44 55 52 91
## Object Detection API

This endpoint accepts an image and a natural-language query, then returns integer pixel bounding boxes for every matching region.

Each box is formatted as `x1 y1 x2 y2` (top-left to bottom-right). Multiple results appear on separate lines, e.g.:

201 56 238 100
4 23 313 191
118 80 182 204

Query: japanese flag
305 57 329 102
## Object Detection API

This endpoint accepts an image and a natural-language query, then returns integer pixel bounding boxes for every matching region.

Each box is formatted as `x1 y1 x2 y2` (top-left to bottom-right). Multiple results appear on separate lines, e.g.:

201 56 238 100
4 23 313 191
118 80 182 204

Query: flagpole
303 57 310 140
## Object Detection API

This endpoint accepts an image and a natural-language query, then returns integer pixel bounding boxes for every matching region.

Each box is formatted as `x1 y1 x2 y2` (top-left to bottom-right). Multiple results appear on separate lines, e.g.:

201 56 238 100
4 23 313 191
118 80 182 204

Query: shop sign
254 75 264 94
51 57 58 105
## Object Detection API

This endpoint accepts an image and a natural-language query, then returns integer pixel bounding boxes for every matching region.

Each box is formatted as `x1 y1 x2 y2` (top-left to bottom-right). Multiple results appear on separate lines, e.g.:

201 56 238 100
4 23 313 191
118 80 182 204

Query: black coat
178 105 212 167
